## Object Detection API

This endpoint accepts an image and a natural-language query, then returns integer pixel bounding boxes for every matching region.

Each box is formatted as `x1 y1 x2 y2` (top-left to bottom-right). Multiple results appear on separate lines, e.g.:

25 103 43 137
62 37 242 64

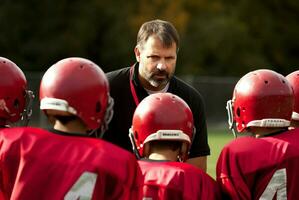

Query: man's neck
144 83 169 94
252 127 288 138
148 150 179 162
53 120 88 134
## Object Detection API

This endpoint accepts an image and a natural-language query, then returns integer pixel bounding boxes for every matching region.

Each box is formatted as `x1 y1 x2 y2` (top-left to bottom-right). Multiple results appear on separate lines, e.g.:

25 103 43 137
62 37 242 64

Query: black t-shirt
103 63 210 158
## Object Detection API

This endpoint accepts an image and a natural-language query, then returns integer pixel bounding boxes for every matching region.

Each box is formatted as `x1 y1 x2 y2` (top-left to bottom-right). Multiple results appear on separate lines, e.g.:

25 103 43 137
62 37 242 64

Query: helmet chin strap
177 155 183 162
231 124 238 139
22 90 35 126
177 147 184 162
87 128 101 138
226 100 238 138
128 128 141 159
16 90 34 127
97 95 114 138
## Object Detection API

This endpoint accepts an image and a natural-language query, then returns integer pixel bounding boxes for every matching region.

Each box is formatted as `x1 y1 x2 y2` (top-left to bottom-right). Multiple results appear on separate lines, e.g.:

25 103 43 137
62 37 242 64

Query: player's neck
53 120 88 134
0 119 7 127
252 127 287 138
148 150 179 161
290 120 299 129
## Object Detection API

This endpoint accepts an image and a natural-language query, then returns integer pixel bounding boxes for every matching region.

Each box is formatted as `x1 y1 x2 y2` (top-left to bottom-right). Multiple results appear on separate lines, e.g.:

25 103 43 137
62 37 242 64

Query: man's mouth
154 74 166 79
153 72 167 79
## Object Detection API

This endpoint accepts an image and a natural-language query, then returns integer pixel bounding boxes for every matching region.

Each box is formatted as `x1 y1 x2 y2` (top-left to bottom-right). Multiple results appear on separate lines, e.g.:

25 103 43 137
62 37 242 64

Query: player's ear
143 143 150 158
179 143 189 162
134 46 141 62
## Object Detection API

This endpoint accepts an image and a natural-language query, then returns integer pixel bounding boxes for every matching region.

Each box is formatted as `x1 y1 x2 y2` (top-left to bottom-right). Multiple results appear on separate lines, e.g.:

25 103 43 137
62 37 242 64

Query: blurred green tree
0 0 298 76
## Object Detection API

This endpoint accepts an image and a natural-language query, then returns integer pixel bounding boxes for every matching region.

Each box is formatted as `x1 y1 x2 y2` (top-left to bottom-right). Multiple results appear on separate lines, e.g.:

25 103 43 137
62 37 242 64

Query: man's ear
134 46 141 62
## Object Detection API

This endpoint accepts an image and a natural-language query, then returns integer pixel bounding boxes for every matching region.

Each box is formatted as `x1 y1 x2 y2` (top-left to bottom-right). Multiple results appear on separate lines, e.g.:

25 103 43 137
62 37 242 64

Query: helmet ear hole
14 99 20 109
134 131 139 140
95 102 101 113
236 107 241 117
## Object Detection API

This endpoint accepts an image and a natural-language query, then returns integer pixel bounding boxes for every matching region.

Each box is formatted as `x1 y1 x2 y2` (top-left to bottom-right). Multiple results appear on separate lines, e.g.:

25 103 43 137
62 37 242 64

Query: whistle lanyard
129 66 140 106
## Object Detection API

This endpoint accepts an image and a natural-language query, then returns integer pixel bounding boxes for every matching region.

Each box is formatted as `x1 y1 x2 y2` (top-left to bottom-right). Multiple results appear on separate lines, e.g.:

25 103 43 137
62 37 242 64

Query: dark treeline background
1 0 299 76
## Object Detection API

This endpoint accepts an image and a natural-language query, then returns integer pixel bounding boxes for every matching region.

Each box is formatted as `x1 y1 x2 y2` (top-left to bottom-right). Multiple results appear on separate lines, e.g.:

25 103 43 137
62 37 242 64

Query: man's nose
157 62 166 71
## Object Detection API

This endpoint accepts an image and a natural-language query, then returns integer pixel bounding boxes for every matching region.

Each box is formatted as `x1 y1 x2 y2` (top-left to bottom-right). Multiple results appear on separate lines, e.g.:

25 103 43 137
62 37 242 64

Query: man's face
135 35 177 91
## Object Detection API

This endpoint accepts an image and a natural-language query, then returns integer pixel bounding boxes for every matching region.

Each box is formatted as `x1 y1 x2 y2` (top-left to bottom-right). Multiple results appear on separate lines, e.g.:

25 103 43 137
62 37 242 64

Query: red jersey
138 160 220 200
0 127 143 200
217 128 299 199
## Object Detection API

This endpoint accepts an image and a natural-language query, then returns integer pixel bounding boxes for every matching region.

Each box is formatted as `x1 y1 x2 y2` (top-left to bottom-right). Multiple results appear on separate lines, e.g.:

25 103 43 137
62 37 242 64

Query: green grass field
207 128 235 179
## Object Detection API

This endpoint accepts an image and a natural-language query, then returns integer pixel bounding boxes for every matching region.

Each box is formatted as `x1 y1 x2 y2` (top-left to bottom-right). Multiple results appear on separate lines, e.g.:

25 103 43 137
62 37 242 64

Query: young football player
0 57 142 199
0 56 34 128
129 92 219 200
217 69 299 199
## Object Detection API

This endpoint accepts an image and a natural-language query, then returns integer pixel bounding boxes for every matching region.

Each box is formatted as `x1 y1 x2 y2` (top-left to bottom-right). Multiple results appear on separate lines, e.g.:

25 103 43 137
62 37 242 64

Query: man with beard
104 19 210 171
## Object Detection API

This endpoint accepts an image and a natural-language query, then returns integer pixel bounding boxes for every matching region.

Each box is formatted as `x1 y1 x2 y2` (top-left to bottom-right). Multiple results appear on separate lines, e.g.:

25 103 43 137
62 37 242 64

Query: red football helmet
0 57 34 126
286 71 299 121
129 93 194 161
39 57 113 133
227 69 293 133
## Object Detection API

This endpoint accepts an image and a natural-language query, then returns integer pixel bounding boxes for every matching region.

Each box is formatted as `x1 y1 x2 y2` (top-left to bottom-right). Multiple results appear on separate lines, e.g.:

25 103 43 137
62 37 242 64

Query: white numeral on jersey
64 172 98 200
259 168 287 200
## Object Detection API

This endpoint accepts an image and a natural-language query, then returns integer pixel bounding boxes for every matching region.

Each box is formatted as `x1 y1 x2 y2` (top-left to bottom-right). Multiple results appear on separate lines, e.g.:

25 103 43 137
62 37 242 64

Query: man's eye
166 57 175 60
147 56 159 59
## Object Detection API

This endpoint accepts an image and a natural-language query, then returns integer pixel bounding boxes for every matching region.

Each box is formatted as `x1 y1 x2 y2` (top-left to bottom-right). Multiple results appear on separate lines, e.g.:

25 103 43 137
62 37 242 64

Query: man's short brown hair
136 19 180 51
149 140 182 154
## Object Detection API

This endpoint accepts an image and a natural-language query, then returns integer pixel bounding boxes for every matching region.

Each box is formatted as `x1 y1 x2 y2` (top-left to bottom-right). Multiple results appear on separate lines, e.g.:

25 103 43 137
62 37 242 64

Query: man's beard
148 78 169 88
147 70 171 88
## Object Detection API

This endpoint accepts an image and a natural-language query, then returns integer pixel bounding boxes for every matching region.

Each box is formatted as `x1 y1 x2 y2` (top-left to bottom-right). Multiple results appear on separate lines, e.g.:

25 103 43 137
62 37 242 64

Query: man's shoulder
106 67 131 92
171 76 204 105
172 76 201 94
106 67 130 81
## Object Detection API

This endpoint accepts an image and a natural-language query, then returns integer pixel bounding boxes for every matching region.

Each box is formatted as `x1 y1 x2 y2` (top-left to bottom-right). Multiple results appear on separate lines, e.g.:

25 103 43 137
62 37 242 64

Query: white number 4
259 168 287 200
64 172 98 200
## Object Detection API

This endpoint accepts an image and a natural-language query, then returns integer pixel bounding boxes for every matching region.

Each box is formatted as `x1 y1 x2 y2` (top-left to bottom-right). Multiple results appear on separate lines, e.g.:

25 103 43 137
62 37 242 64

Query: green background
207 129 234 179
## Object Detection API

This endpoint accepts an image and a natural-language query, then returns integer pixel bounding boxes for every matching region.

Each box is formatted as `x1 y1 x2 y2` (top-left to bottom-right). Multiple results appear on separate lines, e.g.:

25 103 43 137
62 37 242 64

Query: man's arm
186 156 207 172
